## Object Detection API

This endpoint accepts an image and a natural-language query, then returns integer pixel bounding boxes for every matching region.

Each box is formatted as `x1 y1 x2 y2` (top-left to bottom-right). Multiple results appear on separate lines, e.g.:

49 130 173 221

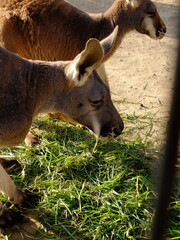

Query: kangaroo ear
126 0 139 8
100 26 119 58
65 39 103 87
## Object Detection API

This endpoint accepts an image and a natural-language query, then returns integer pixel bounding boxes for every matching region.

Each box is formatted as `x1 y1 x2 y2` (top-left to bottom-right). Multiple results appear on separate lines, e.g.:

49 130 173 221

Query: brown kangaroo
0 0 166 62
0 0 166 85
0 30 123 235
0 0 166 145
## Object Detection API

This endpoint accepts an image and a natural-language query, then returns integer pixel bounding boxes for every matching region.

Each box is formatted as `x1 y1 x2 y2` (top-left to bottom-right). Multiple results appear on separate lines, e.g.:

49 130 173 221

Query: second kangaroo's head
128 0 166 39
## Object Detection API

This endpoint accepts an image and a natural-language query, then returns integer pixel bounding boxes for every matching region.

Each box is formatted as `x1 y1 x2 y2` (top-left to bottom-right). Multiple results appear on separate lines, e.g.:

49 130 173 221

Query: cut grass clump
0 117 179 240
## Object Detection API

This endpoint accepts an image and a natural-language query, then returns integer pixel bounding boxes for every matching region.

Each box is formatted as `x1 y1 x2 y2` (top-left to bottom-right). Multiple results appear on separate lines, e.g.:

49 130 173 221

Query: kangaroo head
63 27 124 138
127 0 166 39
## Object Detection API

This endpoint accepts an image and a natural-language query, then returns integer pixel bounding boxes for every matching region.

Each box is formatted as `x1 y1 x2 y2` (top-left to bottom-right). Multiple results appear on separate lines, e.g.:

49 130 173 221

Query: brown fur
0 34 123 148
0 31 124 236
0 0 166 62
0 0 166 145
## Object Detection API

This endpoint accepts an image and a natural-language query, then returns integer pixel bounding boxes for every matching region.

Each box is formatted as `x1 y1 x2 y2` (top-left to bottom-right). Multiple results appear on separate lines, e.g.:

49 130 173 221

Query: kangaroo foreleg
24 131 41 146
0 200 30 235
0 164 39 208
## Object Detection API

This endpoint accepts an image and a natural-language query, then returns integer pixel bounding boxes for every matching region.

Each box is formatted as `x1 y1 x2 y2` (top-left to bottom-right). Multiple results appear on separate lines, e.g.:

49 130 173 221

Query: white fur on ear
65 56 89 87
126 0 139 8
65 39 103 87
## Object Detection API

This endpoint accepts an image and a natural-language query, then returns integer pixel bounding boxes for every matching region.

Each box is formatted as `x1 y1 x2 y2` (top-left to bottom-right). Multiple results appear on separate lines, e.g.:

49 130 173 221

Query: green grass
0 116 179 240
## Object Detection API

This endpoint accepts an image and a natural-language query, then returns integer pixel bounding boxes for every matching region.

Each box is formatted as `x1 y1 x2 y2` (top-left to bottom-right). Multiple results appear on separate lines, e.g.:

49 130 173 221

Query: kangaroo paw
18 189 40 209
24 132 41 146
0 207 42 239
0 158 21 171
0 207 30 233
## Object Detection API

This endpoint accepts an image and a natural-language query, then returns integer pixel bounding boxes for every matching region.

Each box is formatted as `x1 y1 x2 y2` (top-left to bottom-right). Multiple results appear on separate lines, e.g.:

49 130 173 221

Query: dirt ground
69 0 180 148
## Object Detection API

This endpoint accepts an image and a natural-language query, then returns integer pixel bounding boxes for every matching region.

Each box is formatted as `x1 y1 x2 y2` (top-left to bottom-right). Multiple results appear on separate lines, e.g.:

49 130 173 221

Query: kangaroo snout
156 24 166 38
100 121 124 139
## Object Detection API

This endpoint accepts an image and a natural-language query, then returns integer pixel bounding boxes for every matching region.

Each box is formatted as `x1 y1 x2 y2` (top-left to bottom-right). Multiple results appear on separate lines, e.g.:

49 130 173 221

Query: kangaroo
0 0 166 145
0 0 166 85
0 30 124 235
0 0 166 63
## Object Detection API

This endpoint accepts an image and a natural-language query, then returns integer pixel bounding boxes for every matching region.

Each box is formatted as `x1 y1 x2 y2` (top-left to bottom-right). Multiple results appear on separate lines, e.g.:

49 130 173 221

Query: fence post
151 40 180 239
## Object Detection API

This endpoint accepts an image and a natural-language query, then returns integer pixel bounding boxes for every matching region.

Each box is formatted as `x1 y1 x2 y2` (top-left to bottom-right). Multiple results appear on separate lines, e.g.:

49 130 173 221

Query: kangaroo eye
78 103 83 108
89 99 103 107
146 11 155 17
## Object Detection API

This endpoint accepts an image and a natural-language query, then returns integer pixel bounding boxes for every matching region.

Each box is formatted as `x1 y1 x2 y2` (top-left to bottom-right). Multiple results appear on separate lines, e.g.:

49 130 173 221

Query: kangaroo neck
102 0 135 36
89 0 135 61
30 62 62 115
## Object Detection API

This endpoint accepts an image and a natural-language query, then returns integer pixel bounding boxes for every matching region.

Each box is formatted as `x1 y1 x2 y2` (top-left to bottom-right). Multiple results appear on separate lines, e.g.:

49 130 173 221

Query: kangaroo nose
113 122 124 137
100 122 124 139
163 25 166 34
114 127 122 136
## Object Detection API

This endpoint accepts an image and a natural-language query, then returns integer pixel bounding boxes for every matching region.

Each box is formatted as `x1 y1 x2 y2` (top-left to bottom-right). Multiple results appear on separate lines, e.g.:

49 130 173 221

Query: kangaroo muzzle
100 121 124 139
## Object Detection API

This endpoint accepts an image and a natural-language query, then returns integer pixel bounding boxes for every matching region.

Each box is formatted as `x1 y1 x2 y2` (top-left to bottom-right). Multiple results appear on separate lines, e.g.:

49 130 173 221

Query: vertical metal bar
151 40 180 240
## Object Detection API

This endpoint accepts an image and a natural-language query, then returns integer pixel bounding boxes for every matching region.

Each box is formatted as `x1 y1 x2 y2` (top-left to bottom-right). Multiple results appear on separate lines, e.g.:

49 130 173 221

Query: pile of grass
0 116 179 240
